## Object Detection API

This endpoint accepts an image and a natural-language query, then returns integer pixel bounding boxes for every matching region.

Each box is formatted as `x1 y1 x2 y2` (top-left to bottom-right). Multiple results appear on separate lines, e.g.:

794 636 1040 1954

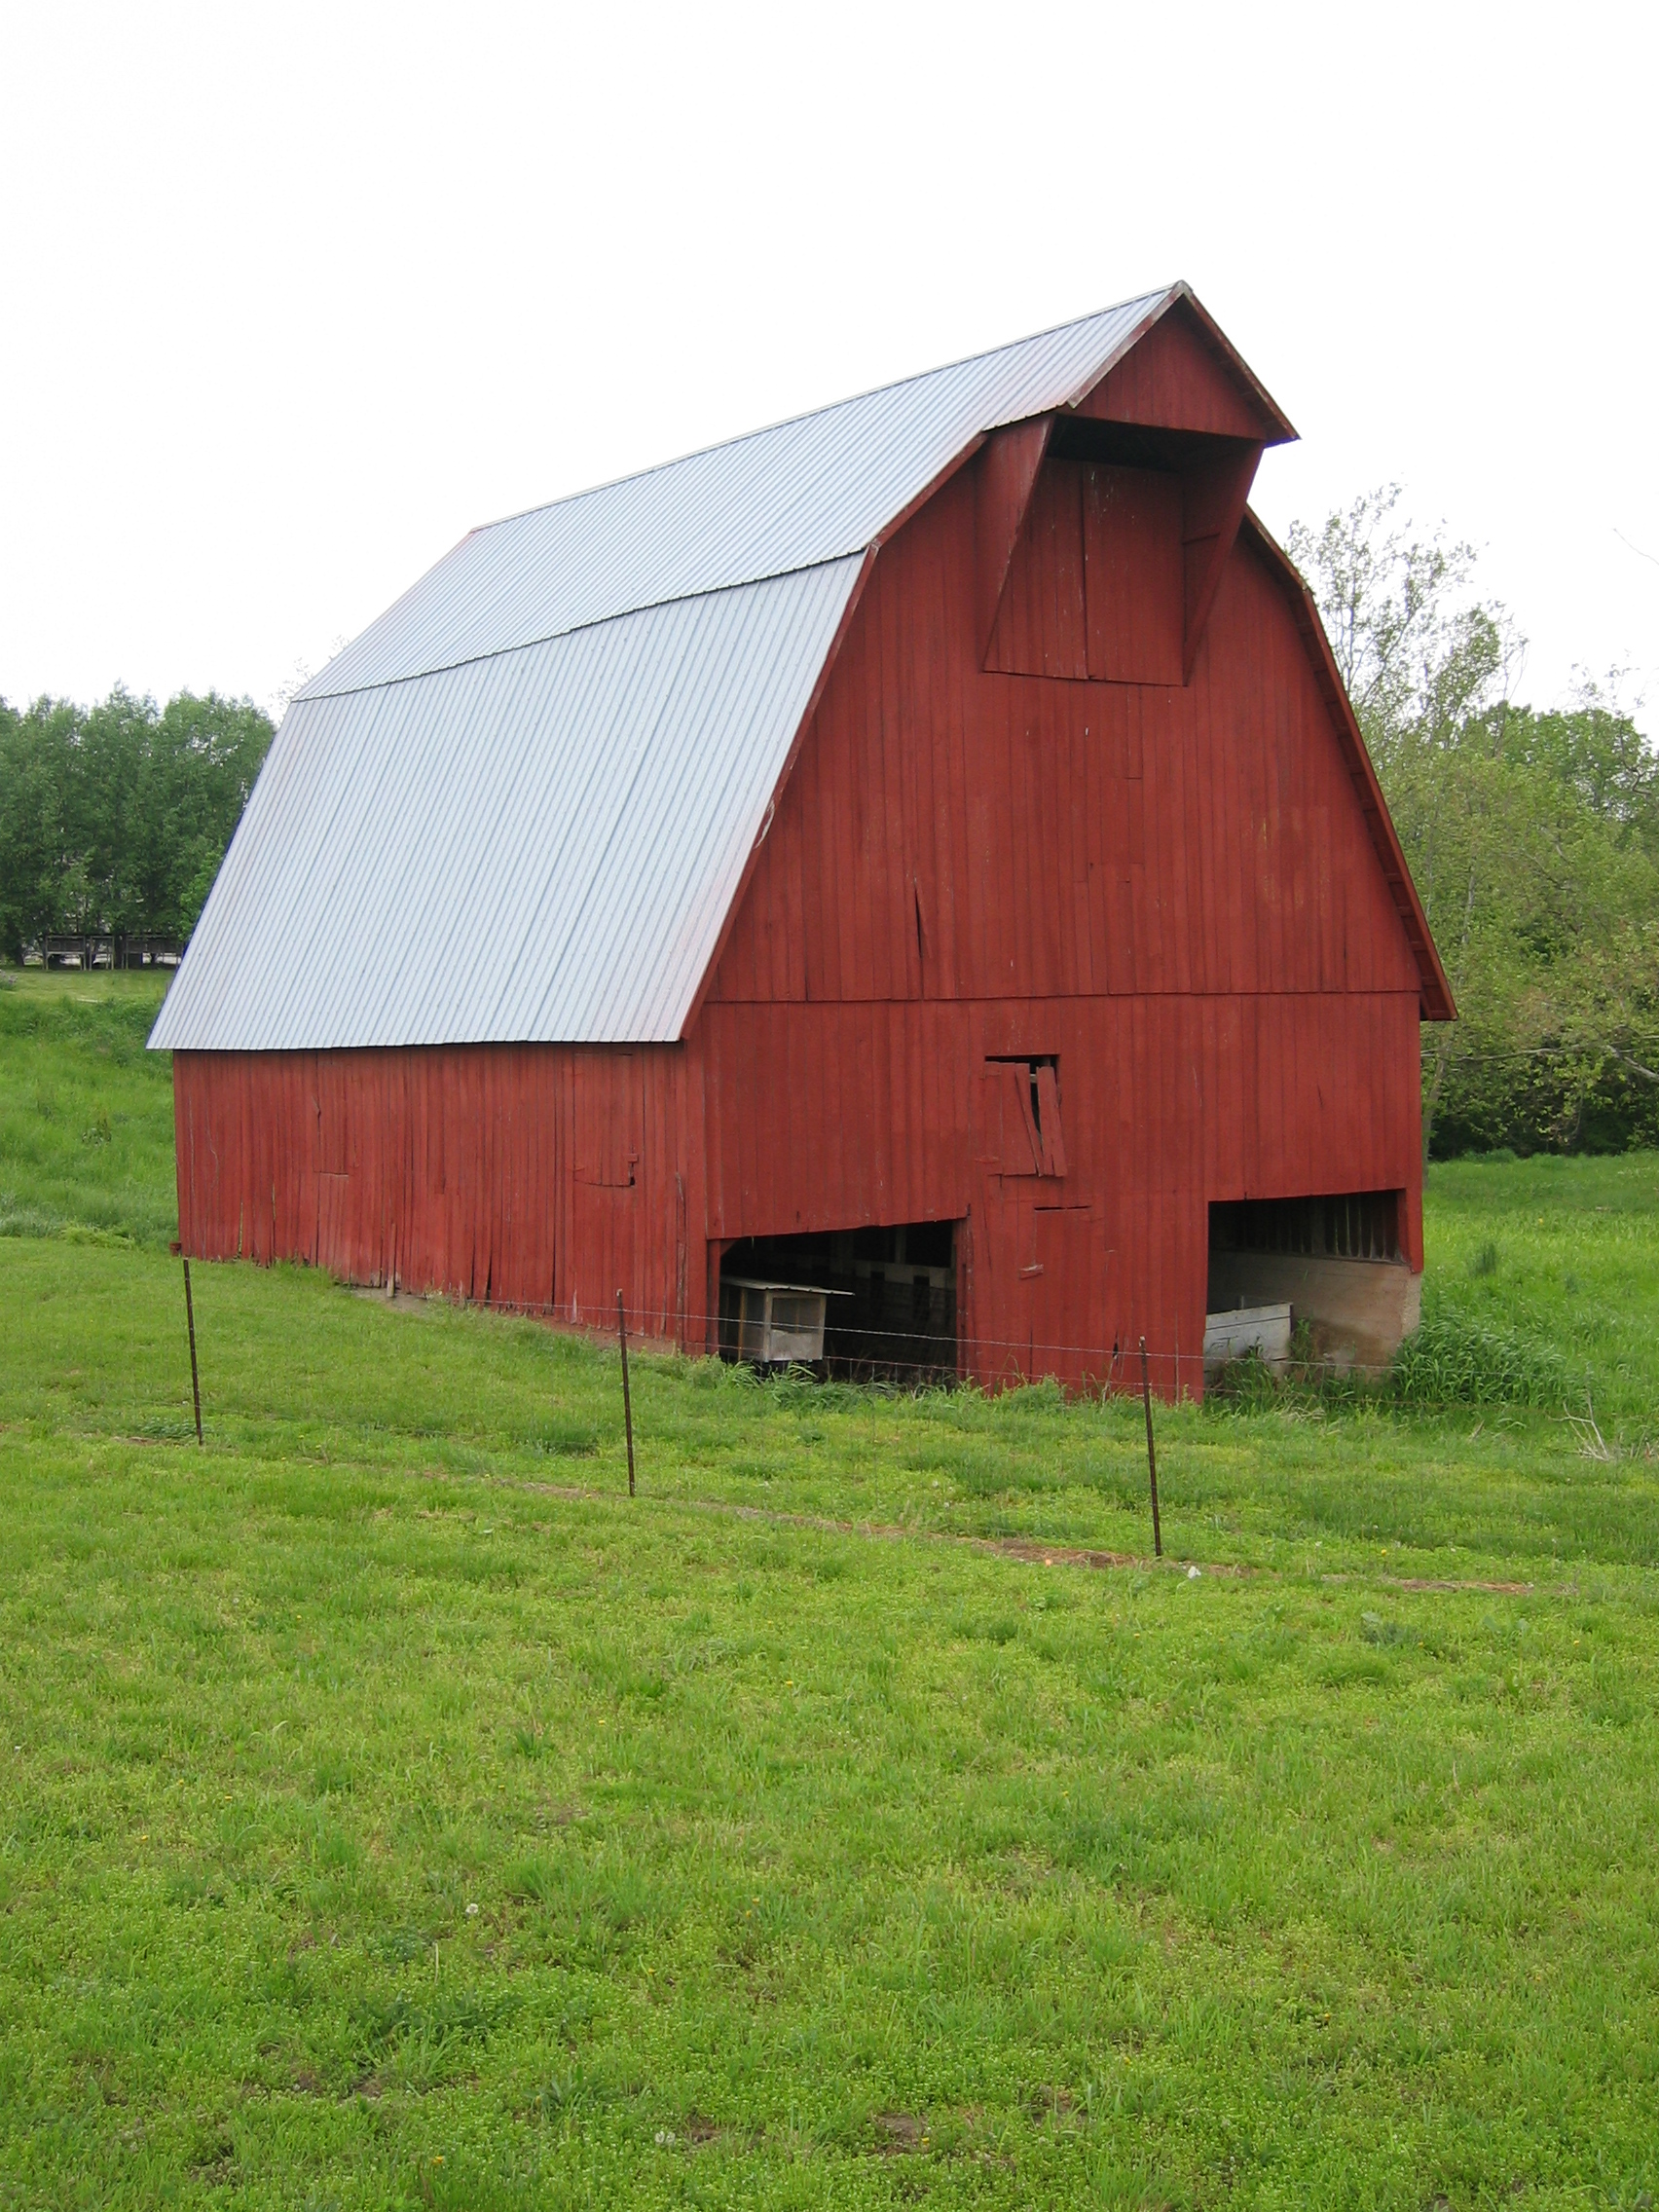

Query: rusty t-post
183 1257 203 1446
1138 1335 1161 1558
616 1289 636 1497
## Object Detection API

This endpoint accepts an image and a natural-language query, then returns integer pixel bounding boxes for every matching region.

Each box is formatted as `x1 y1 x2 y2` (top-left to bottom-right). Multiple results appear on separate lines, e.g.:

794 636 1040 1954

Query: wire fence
370 1284 1382 1392
166 1262 1213 1551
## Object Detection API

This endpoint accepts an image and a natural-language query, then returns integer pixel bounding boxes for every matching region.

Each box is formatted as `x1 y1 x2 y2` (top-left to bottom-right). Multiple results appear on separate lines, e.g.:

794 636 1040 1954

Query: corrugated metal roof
303 289 1175 698
151 560 863 1050
152 286 1211 1054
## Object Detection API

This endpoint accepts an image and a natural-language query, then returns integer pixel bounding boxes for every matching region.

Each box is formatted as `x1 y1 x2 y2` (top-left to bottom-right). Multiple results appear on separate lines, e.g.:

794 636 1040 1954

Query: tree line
0 688 273 962
1289 491 1659 1156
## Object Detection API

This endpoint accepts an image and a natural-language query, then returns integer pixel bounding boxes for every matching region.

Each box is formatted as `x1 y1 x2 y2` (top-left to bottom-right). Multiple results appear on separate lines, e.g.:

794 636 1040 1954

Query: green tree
0 686 273 961
74 687 158 940
1287 492 1659 1157
137 691 274 936
0 698 77 962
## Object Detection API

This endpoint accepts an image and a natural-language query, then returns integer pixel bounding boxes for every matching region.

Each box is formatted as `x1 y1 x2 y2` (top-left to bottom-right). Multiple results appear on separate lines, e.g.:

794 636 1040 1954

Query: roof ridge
471 284 1179 537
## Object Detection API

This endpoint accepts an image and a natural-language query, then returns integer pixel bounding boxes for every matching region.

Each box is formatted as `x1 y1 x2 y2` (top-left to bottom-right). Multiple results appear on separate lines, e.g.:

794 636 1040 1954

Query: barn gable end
1075 291 1293 442
964 296 1285 697
705 480 1435 1021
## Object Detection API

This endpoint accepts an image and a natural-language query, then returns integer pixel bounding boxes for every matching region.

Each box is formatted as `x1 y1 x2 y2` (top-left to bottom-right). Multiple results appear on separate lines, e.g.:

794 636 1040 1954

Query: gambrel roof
152 284 1444 1052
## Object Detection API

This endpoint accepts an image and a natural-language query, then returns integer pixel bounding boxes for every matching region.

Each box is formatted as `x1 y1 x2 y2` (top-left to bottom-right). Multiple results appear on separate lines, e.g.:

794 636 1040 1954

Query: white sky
3 0 1654 727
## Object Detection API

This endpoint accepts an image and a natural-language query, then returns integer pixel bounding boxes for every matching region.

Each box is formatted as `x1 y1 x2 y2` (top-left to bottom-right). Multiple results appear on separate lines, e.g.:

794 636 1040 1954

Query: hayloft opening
719 1220 958 1382
983 449 1184 686
1047 418 1198 470
983 1056 1067 1177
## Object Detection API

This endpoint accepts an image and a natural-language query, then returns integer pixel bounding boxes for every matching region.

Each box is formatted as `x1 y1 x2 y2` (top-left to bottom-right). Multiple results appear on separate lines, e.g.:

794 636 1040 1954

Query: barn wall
709 463 1422 1010
173 1042 704 1348
699 452 1428 1393
697 992 1421 1394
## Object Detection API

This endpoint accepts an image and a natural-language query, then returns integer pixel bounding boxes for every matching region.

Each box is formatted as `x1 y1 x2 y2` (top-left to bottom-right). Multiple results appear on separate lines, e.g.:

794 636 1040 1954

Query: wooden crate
720 1277 841 1366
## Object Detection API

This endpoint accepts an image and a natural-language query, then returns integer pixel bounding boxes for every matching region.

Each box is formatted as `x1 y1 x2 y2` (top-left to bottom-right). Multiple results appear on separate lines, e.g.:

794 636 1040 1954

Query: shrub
1389 1308 1571 1410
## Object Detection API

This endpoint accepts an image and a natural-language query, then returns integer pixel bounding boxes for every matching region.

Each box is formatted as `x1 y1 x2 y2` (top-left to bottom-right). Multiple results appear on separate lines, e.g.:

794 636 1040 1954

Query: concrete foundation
1204 1252 1421 1373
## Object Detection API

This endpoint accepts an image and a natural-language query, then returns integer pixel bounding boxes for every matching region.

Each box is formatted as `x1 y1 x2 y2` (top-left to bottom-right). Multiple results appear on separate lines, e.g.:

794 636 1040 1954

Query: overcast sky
3 0 1654 727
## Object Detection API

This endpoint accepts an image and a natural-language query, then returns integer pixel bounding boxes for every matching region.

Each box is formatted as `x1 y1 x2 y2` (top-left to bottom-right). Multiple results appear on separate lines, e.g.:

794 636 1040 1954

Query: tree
0 699 76 962
1287 493 1659 1157
139 691 274 936
0 686 274 960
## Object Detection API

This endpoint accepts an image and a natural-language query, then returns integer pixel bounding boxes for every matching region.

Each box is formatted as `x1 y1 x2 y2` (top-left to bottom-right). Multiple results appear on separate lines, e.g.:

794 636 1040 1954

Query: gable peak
1068 285 1297 447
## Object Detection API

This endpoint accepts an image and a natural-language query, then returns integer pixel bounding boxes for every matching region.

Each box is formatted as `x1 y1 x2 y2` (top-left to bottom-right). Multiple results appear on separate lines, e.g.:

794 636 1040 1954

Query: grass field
3 970 1658 2207
0 970 177 1247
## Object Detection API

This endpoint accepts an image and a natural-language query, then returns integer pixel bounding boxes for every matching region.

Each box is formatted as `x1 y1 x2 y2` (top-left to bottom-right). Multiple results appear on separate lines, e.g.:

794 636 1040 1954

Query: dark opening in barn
719 1224 958 1382
1205 1191 1417 1377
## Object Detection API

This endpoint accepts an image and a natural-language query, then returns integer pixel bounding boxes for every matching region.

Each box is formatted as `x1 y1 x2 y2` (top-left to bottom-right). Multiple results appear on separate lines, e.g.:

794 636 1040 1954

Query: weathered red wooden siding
710 469 1419 1010
173 1043 703 1347
698 994 1419 1394
699 454 1426 1391
1078 301 1278 439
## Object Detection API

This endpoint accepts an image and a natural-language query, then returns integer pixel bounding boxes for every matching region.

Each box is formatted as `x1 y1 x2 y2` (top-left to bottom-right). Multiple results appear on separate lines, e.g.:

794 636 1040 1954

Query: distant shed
151 283 1453 1395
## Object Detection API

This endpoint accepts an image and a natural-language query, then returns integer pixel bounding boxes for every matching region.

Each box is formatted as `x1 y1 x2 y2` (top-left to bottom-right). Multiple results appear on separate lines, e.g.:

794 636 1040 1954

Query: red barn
152 284 1452 1395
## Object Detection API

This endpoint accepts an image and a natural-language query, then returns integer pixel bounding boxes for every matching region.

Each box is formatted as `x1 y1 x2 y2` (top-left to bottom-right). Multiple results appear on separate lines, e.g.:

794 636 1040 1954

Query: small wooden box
721 1278 840 1366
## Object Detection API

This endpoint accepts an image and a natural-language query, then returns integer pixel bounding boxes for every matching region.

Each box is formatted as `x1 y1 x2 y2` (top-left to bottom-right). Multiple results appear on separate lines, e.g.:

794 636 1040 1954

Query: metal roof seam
296 550 874 703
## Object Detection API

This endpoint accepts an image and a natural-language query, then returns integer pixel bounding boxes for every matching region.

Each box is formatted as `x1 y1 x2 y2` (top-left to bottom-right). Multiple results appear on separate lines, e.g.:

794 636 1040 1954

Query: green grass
1416 1152 1659 1423
2 972 1658 2206
0 969 175 1245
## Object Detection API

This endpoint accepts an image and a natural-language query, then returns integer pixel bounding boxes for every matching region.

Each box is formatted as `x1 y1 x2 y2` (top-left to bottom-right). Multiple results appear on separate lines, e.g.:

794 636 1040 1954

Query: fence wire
367 1284 1377 1385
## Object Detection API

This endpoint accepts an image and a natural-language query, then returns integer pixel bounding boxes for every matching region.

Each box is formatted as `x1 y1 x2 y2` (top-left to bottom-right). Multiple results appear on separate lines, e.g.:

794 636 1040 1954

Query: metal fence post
183 1257 203 1446
616 1290 636 1497
1138 1335 1161 1558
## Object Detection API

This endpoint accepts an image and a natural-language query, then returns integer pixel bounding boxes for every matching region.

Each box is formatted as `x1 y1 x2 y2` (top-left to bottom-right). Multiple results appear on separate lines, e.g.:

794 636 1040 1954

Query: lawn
2 971 1657 2207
